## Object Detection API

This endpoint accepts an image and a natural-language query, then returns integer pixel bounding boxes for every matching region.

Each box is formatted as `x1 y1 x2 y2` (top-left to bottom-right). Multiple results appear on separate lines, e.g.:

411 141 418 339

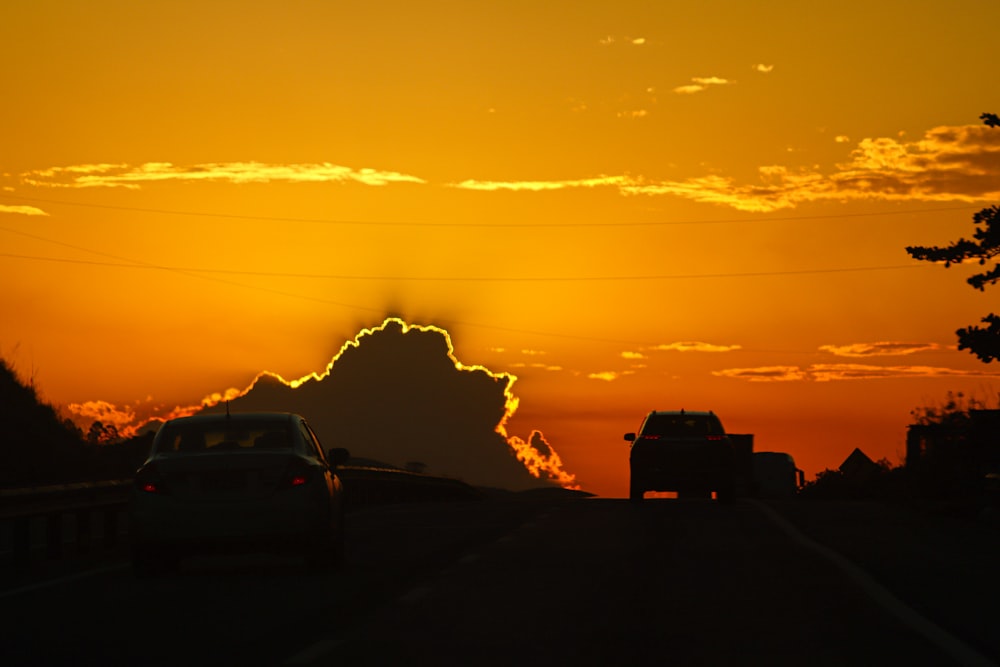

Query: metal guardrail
0 467 480 570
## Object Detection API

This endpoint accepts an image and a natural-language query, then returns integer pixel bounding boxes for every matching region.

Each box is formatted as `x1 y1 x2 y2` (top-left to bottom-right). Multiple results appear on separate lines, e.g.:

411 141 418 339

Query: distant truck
752 452 804 498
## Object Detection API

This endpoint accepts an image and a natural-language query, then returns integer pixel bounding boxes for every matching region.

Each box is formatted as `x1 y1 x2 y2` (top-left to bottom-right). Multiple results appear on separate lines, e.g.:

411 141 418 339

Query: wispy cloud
21 162 427 189
589 371 623 381
649 341 742 353
753 63 774 73
449 175 629 192
622 122 1000 211
451 122 1000 211
820 342 944 357
21 123 997 214
713 366 809 382
598 35 646 46
673 76 734 95
508 362 563 372
0 204 48 216
714 363 1000 382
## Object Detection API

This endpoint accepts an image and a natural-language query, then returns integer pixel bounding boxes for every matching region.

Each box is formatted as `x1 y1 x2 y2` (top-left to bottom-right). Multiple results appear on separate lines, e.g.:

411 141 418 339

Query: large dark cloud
204 319 559 491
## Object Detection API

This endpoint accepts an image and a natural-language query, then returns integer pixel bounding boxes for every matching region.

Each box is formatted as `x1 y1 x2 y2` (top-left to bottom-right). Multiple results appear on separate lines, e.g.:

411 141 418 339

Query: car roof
162 412 301 426
646 410 716 417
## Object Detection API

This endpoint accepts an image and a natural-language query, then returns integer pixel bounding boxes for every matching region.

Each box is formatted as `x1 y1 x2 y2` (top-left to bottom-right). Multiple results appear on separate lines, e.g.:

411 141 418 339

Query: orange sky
3 1 1000 496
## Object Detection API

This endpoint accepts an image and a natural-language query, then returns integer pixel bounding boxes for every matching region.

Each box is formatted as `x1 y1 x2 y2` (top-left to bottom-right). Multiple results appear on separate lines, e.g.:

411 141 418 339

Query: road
2 497 998 666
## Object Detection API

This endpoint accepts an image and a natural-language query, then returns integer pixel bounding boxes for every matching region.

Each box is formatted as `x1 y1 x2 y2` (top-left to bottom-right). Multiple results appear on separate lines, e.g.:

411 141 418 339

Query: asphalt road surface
2 498 998 666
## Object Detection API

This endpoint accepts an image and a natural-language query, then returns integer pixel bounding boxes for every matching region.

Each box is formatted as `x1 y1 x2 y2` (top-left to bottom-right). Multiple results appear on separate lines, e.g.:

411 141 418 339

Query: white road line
749 499 998 667
0 562 130 600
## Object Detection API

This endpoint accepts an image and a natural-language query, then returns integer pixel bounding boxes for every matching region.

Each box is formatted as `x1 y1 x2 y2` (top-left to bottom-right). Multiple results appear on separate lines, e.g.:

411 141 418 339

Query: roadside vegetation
3 355 999 516
801 391 1000 519
0 358 151 488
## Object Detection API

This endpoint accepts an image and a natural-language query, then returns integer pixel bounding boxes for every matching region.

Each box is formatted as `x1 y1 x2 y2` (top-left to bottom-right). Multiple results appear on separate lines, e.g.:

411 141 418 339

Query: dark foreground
2 498 999 666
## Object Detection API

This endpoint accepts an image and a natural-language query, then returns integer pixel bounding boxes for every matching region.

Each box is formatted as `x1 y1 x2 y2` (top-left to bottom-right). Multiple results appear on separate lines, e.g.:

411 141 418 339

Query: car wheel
629 478 644 502
716 482 737 504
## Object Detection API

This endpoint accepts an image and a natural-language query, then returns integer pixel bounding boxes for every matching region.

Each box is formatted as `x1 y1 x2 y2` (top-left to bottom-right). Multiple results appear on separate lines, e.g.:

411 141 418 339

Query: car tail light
706 435 725 441
283 460 314 489
135 463 168 495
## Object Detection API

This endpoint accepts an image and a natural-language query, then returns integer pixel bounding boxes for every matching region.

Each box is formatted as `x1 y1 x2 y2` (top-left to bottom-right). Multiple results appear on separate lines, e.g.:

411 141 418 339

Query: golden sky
3 1 1000 496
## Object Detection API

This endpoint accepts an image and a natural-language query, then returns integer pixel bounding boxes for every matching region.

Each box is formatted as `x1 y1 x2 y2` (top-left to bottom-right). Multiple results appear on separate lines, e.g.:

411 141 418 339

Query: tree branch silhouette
905 113 1000 362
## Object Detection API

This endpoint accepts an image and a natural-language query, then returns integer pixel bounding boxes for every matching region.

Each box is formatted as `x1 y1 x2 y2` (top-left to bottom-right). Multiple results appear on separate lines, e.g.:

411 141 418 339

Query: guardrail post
103 507 119 549
76 509 92 555
45 512 62 560
13 516 31 568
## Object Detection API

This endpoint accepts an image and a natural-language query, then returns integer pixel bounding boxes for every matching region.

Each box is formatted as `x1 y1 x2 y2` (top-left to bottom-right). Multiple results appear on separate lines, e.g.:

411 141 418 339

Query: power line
0 223 942 349
0 251 931 281
0 192 982 228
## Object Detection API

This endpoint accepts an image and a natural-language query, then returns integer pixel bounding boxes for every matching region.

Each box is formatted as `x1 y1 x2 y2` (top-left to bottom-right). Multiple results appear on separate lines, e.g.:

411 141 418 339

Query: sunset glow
3 1 999 496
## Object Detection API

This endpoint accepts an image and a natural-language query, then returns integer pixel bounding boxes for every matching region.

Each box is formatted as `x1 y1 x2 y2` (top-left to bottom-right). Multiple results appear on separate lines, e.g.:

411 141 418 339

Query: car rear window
640 414 724 437
156 421 294 453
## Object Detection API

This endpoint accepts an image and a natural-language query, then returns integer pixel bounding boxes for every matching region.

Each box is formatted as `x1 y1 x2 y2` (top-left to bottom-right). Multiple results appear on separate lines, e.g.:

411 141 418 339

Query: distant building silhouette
906 409 1000 500
839 448 880 482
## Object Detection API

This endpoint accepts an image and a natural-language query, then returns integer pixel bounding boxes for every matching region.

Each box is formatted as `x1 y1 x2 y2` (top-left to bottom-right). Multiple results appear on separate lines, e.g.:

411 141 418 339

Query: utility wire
0 251 931 281
0 222 943 349
0 192 982 228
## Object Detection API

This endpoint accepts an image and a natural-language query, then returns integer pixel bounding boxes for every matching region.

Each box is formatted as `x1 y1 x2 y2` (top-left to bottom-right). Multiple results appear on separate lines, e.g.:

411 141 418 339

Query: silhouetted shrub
0 358 154 488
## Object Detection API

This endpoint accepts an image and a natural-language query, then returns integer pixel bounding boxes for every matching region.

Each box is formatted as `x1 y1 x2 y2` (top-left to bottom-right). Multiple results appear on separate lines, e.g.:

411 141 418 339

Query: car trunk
153 452 296 502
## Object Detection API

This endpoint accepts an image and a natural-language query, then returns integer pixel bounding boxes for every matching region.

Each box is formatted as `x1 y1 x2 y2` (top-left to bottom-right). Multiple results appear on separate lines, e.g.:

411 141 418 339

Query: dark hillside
0 359 90 488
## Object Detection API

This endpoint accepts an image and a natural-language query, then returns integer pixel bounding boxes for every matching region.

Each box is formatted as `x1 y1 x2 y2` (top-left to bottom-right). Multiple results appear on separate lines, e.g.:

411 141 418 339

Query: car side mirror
624 433 636 442
327 447 351 467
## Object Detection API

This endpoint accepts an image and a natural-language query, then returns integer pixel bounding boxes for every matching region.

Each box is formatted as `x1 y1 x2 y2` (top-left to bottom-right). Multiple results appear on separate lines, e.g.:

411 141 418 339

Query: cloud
22 125 995 215
714 363 1000 382
505 430 575 485
693 77 731 86
67 400 137 430
588 371 621 381
20 162 426 189
649 341 742 353
0 204 48 216
835 135 851 143
673 76 733 94
753 64 774 73
618 110 649 119
621 351 647 360
183 318 578 490
449 175 630 192
713 366 810 382
446 121 1000 213
623 122 1000 210
820 342 944 357
598 35 646 46
508 362 563 372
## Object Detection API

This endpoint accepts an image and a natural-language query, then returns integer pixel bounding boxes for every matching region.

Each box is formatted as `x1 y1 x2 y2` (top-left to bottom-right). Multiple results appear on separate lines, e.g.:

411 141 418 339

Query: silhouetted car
625 410 736 502
130 412 349 576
